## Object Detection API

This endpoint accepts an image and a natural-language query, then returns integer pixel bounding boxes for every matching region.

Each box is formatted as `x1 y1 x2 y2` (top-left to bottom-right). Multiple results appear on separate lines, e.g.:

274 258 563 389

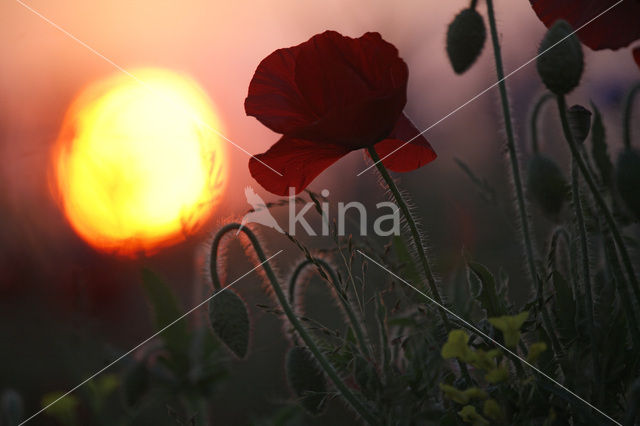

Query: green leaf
208 289 250 359
589 102 613 189
141 269 190 371
466 262 506 317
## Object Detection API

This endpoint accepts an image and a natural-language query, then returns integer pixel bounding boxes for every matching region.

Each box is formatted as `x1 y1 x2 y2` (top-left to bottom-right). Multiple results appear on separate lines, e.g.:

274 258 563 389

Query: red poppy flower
634 46 640 70
245 31 436 196
529 0 640 50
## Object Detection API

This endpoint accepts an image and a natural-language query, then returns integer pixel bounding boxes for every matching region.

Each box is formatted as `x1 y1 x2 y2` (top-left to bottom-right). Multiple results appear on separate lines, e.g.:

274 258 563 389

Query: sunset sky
1 0 637 260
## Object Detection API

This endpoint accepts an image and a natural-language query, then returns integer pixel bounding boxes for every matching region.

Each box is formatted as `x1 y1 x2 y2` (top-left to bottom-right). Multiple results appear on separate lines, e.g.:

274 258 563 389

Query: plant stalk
289 258 371 357
571 158 602 402
209 224 379 425
557 95 640 308
486 0 562 354
367 147 472 383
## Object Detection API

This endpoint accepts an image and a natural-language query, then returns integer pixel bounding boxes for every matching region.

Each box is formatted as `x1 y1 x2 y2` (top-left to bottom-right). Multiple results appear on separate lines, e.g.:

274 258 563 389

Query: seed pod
208 289 250 359
285 346 327 414
567 104 592 144
527 154 568 217
615 148 640 221
536 20 583 95
446 8 487 74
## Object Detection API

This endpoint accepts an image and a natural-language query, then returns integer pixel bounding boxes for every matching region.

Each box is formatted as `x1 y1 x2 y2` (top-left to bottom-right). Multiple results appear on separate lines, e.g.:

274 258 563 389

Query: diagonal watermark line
13 0 283 177
357 250 621 426
357 0 624 176
19 249 284 425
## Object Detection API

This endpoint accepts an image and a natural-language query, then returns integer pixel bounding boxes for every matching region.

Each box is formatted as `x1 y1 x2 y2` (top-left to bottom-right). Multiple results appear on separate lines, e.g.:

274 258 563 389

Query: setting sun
52 68 227 256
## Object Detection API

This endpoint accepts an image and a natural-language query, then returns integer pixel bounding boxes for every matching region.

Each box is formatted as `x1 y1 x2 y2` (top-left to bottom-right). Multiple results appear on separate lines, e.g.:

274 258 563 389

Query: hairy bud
567 104 592 144
446 8 487 74
527 154 568 217
536 20 583 95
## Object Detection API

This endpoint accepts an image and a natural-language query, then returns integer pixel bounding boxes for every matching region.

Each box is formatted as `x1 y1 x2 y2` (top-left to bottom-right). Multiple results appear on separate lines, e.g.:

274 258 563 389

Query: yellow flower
488 311 529 348
483 398 504 421
471 348 500 371
458 405 489 425
485 365 509 384
440 384 489 404
440 384 469 404
527 342 547 363
442 329 476 363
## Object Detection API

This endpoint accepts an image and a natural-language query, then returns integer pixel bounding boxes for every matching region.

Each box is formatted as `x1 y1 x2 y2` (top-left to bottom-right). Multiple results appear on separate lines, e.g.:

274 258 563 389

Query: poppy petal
293 31 408 147
370 114 437 172
530 0 640 50
244 45 318 135
249 136 351 196
634 46 640 71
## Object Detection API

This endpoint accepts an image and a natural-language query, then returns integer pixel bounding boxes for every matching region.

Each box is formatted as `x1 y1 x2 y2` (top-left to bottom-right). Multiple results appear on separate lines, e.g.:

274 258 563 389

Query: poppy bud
615 148 640 221
446 8 487 74
567 104 592 144
536 20 583 95
527 154 568 216
285 346 327 414
208 290 250 359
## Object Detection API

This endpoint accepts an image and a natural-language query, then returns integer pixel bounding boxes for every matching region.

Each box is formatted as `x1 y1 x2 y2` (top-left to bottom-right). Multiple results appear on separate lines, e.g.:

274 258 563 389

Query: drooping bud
285 346 327 414
615 148 640 221
446 8 487 74
536 20 584 95
527 154 568 217
208 289 250 359
567 104 592 144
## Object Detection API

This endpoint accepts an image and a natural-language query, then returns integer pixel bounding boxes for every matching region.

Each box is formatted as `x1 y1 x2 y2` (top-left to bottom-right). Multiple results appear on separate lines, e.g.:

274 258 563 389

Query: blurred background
1 0 638 424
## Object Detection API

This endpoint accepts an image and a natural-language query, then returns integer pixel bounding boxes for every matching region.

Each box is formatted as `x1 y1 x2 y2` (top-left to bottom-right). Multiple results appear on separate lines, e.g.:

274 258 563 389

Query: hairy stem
571 158 602 402
557 95 640 308
530 92 554 154
367 147 472 382
486 0 562 355
289 258 371 356
209 224 379 425
623 82 640 150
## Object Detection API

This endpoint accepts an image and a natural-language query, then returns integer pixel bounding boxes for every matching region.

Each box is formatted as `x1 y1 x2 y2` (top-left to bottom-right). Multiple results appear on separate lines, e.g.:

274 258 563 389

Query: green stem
557 95 640 308
530 92 554 153
470 0 478 9
623 82 640 149
209 224 379 425
486 0 562 355
288 258 371 357
367 148 447 324
603 231 640 350
366 147 472 383
571 158 602 402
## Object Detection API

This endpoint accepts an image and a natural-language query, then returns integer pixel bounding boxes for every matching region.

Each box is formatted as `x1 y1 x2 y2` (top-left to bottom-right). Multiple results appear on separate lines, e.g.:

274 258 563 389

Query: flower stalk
288 258 371 357
556 95 640 308
571 158 602 401
367 147 473 383
209 224 379 425
486 0 562 353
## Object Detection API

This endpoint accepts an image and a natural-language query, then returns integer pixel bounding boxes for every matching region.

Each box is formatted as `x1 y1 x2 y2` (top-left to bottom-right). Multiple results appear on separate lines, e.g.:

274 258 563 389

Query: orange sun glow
52 68 227 256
